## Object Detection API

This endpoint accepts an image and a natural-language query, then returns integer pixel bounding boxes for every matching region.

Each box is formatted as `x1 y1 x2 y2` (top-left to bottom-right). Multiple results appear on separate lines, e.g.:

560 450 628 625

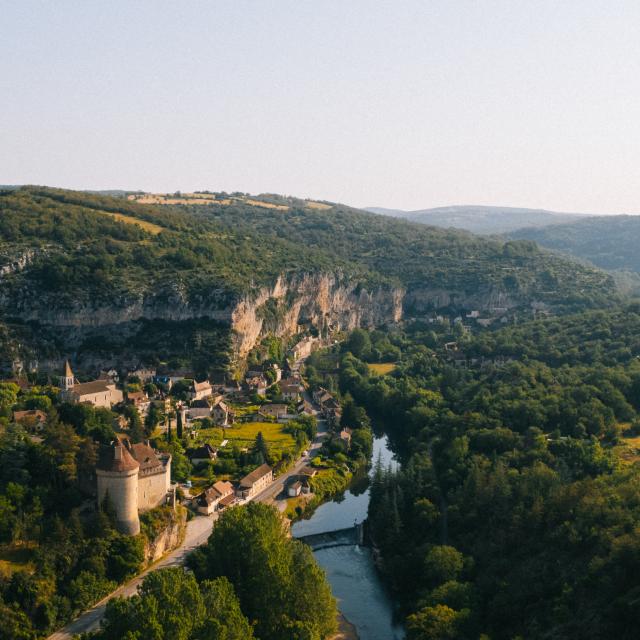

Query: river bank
331 613 359 640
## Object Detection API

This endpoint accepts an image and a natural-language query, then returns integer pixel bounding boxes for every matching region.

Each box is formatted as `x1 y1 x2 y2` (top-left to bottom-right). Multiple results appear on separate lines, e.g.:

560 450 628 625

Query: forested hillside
0 187 618 373
317 307 640 639
186 196 609 302
510 214 640 273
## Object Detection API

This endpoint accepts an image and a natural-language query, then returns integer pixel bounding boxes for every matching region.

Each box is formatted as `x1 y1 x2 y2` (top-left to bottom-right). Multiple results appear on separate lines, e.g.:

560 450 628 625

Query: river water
291 437 405 640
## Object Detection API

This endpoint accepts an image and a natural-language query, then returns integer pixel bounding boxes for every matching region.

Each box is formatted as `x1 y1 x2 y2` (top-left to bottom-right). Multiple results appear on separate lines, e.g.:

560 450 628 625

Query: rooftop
71 380 113 396
97 442 139 473
239 463 272 488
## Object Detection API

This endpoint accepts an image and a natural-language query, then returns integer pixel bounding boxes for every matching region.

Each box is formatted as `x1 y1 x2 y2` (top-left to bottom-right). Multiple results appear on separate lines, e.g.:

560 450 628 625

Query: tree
124 405 144 443
145 403 162 436
406 604 466 640
196 577 255 640
423 546 464 588
107 536 144 582
252 431 271 465
176 409 183 440
345 329 371 360
94 568 253 640
0 602 37 640
188 502 336 640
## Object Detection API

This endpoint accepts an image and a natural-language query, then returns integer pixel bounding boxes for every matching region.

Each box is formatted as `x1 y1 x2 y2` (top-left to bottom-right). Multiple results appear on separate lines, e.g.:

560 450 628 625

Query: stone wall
138 469 170 512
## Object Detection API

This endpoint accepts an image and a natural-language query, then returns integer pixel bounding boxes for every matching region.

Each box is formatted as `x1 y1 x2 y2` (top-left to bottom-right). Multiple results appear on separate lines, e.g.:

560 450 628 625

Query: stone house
127 390 150 417
236 463 273 499
297 399 314 415
258 403 290 420
129 367 157 383
246 374 268 396
187 443 218 465
280 377 304 402
195 480 234 515
188 398 213 419
287 480 302 497
189 380 213 401
212 400 233 426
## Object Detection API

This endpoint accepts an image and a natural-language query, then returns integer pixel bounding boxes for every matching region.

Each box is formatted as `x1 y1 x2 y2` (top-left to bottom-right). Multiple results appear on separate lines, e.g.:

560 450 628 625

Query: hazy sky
2 1 640 213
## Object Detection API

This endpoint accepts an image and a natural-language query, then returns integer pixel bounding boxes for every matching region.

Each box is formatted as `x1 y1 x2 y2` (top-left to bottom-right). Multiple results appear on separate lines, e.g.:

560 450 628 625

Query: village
0 332 372 640
4 337 356 540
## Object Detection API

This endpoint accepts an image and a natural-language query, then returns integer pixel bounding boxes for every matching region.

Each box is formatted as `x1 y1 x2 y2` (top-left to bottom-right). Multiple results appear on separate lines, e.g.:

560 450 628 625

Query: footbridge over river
295 523 364 551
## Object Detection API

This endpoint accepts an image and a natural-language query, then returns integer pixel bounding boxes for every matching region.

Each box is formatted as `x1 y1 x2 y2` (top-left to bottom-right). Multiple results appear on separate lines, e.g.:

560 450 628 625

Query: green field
367 362 397 376
192 420 296 456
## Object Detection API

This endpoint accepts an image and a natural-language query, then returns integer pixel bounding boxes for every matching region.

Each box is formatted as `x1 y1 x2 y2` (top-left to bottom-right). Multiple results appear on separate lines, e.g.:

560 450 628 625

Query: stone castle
96 438 172 535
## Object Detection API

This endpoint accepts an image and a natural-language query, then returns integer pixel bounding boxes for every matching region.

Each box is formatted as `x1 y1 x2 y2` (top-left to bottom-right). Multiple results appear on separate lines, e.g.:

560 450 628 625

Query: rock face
404 286 520 314
1 267 531 370
0 271 404 367
231 273 404 358
143 508 187 564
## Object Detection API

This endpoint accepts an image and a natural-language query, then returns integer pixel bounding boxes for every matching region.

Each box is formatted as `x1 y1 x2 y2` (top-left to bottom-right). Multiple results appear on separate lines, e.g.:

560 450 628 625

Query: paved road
48 514 215 640
49 396 327 639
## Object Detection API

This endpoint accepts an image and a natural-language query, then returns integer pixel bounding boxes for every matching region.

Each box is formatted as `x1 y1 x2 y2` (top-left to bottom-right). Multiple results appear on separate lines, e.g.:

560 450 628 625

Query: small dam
295 523 364 551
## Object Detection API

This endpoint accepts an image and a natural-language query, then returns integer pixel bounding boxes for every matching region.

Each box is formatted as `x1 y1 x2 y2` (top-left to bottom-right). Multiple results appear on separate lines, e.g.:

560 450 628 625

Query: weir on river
296 523 364 551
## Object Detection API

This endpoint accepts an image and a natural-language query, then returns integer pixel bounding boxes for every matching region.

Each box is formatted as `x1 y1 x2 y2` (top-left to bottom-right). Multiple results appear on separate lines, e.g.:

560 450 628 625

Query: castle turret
59 360 75 391
96 441 140 535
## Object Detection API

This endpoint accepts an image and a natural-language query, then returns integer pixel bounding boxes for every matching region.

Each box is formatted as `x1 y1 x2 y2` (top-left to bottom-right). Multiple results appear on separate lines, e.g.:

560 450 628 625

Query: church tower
60 360 75 390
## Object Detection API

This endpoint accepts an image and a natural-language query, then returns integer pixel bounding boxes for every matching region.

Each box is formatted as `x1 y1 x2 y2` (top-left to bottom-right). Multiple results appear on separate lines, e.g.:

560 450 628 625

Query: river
291 437 405 640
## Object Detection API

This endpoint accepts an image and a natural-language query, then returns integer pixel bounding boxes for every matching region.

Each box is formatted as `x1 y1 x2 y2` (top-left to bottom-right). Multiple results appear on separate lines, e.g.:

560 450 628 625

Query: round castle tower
96 441 140 535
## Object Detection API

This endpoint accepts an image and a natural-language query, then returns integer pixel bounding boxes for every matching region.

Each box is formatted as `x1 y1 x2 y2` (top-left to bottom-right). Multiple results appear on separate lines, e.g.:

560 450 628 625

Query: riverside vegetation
315 311 640 639
83 503 337 640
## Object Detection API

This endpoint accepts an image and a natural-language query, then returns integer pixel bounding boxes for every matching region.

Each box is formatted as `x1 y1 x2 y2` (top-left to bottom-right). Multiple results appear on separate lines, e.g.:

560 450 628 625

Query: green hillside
509 215 640 274
0 187 619 372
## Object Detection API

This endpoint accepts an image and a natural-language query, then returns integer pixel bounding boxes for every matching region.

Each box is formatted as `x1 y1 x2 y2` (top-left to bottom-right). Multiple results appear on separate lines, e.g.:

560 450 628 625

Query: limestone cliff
0 271 404 369
0 264 543 373
231 273 404 358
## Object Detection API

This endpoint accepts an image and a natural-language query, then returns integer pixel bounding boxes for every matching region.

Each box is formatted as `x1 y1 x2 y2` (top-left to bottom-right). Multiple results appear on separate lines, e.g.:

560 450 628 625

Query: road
49 393 326 639
48 514 215 640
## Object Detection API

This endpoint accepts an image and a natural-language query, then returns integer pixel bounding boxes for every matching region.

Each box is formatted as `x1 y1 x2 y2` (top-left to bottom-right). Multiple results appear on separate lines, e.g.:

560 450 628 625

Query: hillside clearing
305 201 332 210
368 362 397 376
0 545 36 578
99 211 165 234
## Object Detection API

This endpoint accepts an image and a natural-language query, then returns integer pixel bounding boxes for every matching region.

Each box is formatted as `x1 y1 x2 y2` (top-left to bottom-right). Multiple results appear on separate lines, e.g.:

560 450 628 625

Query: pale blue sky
2 1 640 213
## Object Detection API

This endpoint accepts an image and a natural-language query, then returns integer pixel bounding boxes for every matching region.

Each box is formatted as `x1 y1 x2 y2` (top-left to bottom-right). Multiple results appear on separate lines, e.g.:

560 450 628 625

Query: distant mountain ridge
365 205 590 235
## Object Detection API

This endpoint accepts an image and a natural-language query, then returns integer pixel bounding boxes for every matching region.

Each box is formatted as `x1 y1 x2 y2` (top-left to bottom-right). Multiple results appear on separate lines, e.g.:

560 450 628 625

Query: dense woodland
0 400 147 640
315 311 640 639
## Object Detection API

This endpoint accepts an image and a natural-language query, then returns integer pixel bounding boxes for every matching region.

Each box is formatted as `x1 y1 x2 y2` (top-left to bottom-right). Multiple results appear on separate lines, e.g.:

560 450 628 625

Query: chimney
114 444 123 460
